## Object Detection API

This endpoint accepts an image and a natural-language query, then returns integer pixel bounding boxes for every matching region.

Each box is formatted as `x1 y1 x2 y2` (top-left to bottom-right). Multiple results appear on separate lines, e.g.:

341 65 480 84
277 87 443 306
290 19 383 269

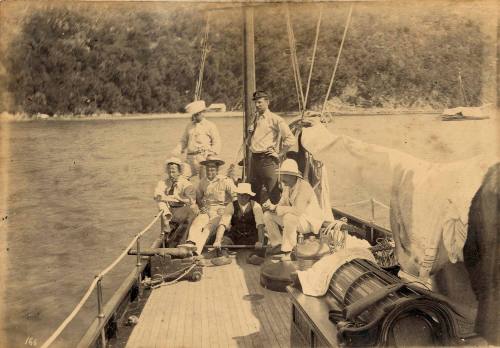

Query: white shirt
180 118 221 155
249 109 296 153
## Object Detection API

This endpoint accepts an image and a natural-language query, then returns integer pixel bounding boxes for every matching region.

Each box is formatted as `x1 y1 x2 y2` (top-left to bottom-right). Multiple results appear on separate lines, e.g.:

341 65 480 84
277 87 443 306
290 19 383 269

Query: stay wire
303 4 323 115
320 4 354 118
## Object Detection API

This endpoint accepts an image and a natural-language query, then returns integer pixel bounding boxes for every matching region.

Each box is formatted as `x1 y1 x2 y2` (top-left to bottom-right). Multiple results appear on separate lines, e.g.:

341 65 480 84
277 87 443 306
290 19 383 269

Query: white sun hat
276 159 303 178
165 157 183 168
185 100 207 114
235 183 256 196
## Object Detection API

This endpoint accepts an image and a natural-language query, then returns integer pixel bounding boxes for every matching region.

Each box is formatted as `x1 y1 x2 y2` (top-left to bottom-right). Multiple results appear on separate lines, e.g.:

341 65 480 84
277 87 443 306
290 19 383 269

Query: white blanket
297 246 375 297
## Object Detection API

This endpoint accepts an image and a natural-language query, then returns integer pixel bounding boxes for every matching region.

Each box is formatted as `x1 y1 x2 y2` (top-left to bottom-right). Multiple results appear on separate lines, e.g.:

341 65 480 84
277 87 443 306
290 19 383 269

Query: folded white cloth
297 247 375 297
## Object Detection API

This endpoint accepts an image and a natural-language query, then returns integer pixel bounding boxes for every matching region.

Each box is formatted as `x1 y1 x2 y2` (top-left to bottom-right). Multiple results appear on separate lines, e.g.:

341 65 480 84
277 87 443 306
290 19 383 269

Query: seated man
154 157 199 245
262 159 324 261
180 155 236 255
213 183 266 249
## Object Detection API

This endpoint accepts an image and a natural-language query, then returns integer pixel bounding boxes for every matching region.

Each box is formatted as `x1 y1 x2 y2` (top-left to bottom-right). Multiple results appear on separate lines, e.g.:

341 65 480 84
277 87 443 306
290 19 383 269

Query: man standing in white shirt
248 91 296 204
175 100 221 178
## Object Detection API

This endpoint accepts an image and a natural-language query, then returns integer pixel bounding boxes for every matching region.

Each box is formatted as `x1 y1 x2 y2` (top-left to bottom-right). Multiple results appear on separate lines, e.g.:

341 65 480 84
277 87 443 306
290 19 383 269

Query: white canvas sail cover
301 121 499 280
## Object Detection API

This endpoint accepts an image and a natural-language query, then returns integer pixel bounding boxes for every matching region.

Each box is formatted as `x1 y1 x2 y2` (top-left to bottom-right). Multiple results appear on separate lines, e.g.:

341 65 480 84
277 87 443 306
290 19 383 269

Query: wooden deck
126 251 297 348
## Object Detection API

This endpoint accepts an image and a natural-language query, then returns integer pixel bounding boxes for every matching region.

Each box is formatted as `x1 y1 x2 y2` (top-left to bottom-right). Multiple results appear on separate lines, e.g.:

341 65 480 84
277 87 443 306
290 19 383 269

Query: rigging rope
285 5 306 114
194 13 211 101
320 4 354 117
303 5 323 114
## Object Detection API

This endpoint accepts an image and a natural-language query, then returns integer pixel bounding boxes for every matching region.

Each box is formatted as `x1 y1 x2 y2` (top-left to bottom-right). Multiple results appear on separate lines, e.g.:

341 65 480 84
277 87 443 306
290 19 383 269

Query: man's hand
164 195 180 202
213 239 222 249
265 148 279 160
254 241 263 250
191 204 200 216
262 200 276 212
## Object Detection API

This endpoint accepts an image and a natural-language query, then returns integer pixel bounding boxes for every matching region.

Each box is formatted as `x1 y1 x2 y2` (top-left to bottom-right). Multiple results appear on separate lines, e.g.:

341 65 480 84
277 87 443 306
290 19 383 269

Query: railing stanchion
369 198 375 243
136 237 142 295
96 277 106 347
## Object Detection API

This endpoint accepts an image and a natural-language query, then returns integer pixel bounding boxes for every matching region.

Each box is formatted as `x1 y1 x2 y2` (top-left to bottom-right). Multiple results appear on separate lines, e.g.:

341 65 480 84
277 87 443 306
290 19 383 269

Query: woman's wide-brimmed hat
275 159 302 178
234 183 255 196
200 154 225 167
185 100 207 114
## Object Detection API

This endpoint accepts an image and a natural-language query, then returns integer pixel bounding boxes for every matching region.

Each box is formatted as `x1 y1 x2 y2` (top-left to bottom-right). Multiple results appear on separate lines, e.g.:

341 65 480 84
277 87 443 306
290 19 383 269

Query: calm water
2 114 497 347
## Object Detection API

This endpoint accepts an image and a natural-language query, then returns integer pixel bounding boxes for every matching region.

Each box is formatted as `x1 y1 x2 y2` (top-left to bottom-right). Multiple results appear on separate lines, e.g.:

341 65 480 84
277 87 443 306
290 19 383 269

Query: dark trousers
249 153 281 204
160 206 197 246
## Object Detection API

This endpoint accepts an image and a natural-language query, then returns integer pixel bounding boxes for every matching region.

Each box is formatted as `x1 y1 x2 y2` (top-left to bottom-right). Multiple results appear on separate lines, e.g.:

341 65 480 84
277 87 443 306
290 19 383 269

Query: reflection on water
3 115 496 347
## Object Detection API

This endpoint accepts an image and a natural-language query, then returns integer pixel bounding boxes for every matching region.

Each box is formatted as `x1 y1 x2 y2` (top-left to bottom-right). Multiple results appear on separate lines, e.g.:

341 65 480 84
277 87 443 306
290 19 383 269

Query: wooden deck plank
239 258 279 348
217 265 232 348
225 258 252 348
189 275 201 348
126 252 296 348
217 264 238 348
146 290 163 348
155 280 182 347
231 257 261 348
157 281 181 347
242 258 290 348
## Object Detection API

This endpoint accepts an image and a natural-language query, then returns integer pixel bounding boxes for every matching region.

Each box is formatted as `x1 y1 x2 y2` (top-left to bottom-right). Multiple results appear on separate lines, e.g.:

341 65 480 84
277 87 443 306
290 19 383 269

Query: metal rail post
370 198 375 243
96 277 106 347
136 237 142 295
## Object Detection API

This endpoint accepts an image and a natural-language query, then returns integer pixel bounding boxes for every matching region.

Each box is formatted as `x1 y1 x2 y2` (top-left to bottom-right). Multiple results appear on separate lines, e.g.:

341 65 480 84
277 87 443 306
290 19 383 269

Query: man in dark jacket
213 183 265 249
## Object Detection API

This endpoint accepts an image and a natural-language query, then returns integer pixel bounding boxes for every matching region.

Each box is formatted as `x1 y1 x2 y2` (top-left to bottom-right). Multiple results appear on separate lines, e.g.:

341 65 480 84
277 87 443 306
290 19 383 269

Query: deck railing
41 212 163 348
332 197 390 240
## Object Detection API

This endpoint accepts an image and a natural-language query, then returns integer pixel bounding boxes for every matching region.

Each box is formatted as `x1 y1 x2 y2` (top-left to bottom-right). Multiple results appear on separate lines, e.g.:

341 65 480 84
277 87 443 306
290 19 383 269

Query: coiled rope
41 212 163 348
152 263 197 289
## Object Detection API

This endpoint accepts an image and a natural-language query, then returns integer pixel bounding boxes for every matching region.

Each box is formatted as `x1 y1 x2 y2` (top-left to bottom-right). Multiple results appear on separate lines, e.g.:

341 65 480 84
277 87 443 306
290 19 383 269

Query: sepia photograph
0 0 498 347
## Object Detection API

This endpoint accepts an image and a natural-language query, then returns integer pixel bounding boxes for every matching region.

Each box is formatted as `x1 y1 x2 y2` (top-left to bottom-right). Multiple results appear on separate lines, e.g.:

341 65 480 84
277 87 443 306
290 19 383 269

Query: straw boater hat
200 154 225 167
234 183 256 196
276 159 303 178
185 100 207 114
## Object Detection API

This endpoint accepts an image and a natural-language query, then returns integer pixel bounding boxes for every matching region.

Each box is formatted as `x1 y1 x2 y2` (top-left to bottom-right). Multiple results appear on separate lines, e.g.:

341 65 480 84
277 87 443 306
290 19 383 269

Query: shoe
266 244 283 257
211 256 232 266
178 241 197 252
279 252 292 261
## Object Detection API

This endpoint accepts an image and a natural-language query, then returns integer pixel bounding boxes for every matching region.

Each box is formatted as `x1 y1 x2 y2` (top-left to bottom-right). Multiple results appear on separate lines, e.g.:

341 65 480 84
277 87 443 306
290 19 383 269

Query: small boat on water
41 4 498 348
441 72 490 121
441 106 489 121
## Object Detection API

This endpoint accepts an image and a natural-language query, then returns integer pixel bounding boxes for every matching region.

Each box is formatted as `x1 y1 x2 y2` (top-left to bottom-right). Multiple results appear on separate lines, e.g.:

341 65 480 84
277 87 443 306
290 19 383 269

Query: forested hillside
2 2 492 116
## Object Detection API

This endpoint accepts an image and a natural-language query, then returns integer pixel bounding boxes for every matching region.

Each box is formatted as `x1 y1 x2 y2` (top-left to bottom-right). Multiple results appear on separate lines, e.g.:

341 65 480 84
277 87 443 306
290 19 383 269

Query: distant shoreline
1 109 442 122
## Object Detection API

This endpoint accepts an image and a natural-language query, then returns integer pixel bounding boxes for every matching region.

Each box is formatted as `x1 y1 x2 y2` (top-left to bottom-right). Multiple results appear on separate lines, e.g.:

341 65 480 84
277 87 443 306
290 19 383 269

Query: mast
242 5 256 181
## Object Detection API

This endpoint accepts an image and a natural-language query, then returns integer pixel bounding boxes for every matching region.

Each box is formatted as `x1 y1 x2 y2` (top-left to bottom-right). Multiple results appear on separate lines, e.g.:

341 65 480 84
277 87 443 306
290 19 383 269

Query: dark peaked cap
252 90 269 100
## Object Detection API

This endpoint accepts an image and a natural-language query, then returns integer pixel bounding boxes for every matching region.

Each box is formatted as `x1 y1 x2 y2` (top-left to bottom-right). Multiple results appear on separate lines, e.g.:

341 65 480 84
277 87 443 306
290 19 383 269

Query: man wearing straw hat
179 155 237 255
248 90 296 204
154 157 199 244
174 100 221 178
262 159 324 261
212 182 266 249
